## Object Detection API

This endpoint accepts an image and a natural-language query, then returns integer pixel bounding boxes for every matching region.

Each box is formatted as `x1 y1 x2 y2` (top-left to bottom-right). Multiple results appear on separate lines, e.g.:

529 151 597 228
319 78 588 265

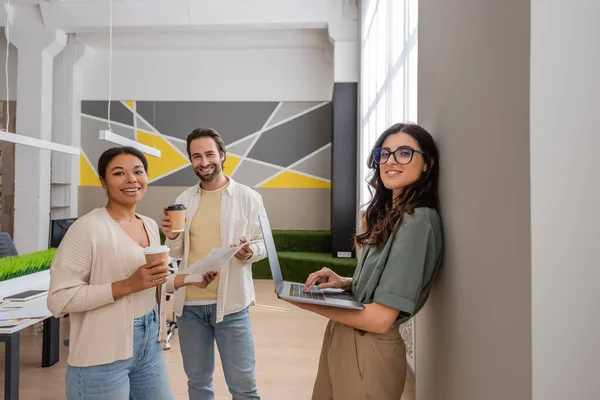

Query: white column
51 40 92 220
333 40 359 83
329 1 359 84
7 18 66 253
531 1 600 398
416 0 531 399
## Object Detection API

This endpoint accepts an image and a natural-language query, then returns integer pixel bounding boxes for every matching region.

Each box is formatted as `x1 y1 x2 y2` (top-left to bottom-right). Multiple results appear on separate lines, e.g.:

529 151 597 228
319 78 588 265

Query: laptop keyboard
289 283 326 301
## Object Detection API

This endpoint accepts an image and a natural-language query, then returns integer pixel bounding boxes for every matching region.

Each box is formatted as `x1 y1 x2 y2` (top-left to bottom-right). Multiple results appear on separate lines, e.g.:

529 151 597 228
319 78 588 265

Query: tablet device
4 290 48 302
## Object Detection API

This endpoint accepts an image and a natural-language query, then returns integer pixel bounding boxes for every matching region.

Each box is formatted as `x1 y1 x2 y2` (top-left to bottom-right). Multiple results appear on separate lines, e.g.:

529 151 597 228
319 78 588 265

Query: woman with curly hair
288 123 444 399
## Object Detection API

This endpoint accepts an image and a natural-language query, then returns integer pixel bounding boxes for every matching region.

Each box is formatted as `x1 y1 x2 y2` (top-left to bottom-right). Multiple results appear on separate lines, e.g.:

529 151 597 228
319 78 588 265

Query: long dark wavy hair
355 123 440 248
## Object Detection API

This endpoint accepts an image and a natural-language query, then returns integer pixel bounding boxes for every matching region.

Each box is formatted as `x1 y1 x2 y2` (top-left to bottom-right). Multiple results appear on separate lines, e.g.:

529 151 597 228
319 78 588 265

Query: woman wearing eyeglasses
285 123 443 399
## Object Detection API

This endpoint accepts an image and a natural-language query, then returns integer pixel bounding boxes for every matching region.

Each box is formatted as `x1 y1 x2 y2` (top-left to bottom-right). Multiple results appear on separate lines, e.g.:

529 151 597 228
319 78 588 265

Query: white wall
416 0 531 399
531 1 600 398
0 38 18 101
80 47 334 101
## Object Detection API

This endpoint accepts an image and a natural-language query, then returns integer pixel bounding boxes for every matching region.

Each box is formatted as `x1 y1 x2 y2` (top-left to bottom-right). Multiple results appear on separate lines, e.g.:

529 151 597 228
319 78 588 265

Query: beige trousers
312 320 407 400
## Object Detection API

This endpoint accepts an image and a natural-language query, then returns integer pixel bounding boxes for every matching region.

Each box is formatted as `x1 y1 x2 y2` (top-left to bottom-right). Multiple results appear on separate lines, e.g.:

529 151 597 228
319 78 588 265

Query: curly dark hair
355 123 440 248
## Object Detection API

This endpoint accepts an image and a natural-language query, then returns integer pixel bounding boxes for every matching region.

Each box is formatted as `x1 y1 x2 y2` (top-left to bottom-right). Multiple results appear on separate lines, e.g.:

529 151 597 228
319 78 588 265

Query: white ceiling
72 28 331 50
2 0 357 50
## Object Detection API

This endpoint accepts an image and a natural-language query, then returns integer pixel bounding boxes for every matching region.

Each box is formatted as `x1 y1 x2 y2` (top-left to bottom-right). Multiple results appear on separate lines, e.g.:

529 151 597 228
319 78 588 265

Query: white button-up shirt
165 177 267 323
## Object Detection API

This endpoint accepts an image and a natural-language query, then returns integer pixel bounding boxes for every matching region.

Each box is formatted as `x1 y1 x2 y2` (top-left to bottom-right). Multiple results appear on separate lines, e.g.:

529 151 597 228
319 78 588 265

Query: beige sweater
47 208 166 367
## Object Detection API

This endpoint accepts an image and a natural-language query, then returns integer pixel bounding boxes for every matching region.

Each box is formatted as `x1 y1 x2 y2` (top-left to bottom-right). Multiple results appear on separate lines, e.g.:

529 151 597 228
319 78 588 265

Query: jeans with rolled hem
65 306 173 400
177 304 260 400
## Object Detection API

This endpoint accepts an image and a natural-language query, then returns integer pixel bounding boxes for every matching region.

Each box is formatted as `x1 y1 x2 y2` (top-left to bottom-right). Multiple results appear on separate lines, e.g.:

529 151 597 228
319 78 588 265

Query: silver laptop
258 214 364 310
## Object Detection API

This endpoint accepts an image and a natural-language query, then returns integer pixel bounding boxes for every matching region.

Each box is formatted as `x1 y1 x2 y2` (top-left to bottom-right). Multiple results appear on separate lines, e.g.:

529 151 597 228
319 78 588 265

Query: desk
0 272 59 400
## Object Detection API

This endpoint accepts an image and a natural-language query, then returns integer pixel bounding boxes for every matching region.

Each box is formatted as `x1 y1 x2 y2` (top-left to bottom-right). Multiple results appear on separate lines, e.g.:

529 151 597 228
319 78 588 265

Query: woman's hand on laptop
304 268 352 292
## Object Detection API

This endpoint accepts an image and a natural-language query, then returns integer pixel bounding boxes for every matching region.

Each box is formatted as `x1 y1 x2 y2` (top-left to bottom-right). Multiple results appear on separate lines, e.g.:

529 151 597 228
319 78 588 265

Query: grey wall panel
247 104 332 167
79 100 333 233
136 101 278 144
82 101 134 126
136 116 156 133
292 148 331 180
149 166 197 187
231 160 281 187
167 138 189 159
267 102 323 127
81 117 136 169
331 83 357 257
227 136 256 156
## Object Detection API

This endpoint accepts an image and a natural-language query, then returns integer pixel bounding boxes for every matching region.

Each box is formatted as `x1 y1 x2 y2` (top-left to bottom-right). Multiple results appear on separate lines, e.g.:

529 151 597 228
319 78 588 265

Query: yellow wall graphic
259 171 330 189
80 101 331 188
80 153 101 186
136 131 190 180
223 155 242 177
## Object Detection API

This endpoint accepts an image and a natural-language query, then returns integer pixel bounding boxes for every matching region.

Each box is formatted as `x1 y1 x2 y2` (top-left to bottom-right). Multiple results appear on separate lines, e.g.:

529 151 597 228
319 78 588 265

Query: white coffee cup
143 245 170 264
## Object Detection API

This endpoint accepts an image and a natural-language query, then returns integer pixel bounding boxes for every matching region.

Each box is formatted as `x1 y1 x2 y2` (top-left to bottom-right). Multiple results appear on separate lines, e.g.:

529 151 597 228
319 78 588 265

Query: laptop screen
258 214 284 292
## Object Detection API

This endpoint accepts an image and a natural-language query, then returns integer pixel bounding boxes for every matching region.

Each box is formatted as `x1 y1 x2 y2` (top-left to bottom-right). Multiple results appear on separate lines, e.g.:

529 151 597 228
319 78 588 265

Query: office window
359 0 419 208
376 0 388 93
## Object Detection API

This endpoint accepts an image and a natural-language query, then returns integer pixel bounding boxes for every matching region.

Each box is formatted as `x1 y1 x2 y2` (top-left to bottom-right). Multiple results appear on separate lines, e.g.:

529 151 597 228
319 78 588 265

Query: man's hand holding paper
232 236 255 261
181 239 261 284
188 271 219 289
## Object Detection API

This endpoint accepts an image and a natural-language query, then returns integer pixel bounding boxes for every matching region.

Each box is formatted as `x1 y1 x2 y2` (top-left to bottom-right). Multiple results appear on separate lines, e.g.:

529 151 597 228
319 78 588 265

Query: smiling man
162 127 267 400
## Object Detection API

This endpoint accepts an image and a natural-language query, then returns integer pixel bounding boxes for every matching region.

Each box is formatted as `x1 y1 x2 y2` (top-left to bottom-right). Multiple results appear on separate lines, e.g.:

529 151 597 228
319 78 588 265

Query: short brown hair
186 128 227 165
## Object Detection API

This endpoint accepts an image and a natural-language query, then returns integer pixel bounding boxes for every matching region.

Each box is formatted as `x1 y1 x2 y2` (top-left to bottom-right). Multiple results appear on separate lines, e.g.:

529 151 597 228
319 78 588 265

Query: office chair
0 232 18 259
49 218 78 347
164 257 180 350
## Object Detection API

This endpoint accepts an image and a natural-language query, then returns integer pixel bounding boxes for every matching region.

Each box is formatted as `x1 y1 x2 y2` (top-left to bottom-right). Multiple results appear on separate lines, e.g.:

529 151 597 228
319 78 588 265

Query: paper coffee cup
166 204 186 233
143 245 170 264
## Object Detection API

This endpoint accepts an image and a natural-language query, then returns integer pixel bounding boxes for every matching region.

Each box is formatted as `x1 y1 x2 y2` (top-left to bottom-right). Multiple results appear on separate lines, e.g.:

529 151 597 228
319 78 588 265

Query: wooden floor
0 280 415 399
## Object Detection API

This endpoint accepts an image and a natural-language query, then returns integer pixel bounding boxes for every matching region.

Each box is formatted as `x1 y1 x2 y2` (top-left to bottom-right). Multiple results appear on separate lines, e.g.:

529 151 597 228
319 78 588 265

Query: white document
181 240 261 283
0 319 29 328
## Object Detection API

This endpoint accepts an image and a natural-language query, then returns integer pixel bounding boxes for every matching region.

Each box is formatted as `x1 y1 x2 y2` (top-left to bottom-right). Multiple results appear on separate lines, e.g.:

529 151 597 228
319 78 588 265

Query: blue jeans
177 304 259 400
65 306 173 400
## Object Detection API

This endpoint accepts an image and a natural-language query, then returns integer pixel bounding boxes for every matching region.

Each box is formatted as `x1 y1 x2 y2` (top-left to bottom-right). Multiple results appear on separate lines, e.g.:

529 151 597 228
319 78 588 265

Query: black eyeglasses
372 146 425 165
